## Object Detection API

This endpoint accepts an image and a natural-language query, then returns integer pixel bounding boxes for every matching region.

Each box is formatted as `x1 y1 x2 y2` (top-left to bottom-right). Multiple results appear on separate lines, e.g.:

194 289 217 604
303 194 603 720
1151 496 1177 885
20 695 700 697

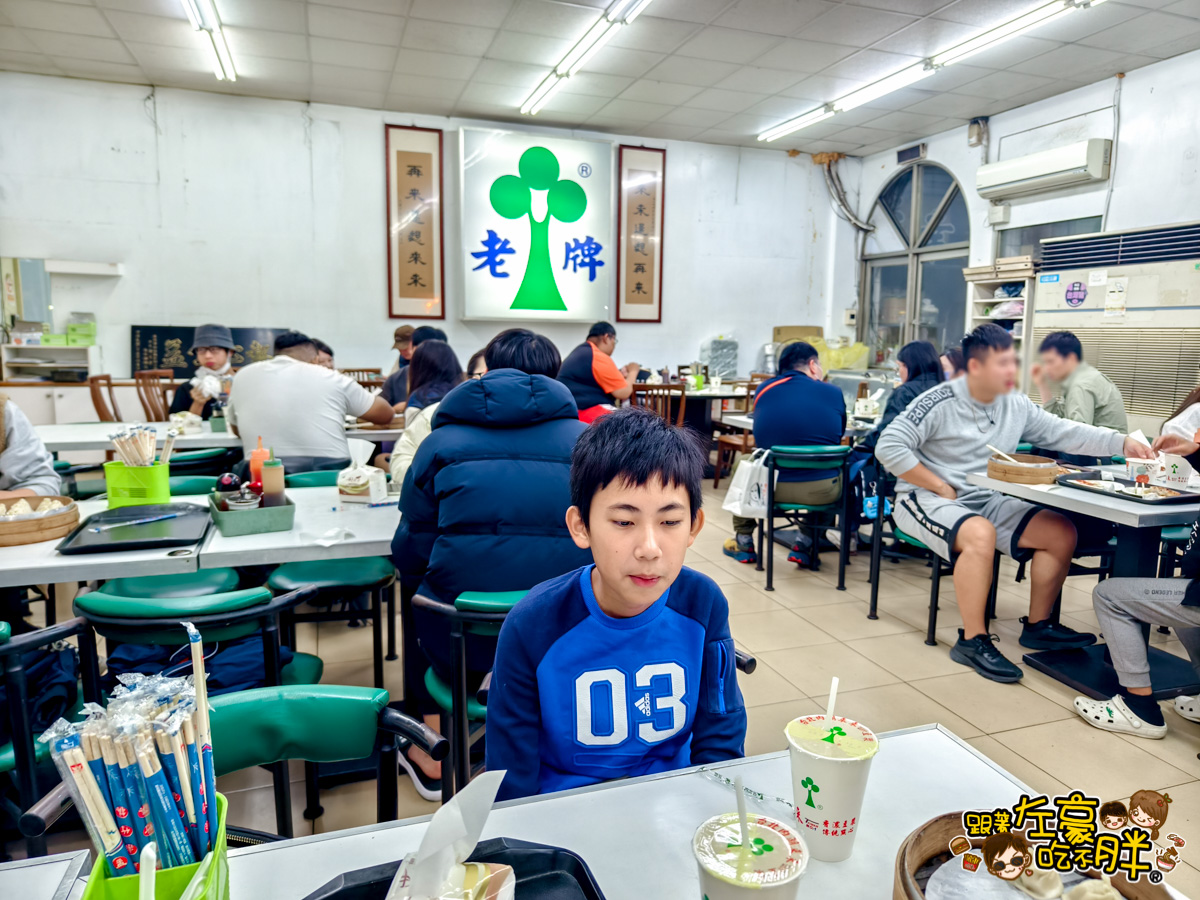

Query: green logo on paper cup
822 726 846 743
726 837 774 856
801 776 820 808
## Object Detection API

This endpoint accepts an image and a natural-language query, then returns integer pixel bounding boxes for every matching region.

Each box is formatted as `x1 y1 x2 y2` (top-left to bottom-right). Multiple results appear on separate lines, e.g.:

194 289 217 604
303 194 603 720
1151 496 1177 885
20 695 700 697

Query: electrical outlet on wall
843 309 857 327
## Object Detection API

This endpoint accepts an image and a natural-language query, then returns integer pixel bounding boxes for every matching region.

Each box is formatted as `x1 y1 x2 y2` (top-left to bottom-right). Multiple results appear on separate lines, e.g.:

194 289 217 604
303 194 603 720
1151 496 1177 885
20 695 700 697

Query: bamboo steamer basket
987 453 1062 485
894 812 1169 899
0 497 78 547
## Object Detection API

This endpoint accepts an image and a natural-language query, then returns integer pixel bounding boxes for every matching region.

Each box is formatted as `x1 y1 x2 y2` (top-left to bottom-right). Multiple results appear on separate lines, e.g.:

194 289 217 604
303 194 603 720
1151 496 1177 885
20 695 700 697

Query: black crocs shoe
1018 616 1097 650
950 630 1024 683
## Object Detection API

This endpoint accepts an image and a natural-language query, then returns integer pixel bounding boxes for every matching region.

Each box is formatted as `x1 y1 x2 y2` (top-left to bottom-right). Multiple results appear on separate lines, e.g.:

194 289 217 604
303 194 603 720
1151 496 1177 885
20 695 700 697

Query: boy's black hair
412 325 447 347
570 406 706 526
485 328 562 378
1039 330 1083 361
1100 800 1127 819
274 330 314 354
779 341 818 372
587 321 616 340
311 337 333 357
941 345 965 375
962 323 1013 365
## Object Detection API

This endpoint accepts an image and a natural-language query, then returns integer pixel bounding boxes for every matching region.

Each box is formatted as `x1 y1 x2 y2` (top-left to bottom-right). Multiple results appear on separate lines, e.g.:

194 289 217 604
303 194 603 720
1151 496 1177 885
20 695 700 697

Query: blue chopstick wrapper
103 758 140 863
144 764 196 867
87 757 112 811
118 757 152 853
186 737 209 854
201 739 218 855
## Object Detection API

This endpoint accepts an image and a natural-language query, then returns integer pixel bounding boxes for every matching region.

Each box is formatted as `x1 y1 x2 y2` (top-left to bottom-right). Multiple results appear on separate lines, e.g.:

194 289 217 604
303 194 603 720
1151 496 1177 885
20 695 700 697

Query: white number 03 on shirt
574 663 687 746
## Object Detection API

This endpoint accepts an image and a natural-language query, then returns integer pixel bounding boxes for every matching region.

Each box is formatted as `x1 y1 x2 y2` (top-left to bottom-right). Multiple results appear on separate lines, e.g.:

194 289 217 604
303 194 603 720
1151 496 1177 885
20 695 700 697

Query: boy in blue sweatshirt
486 406 746 801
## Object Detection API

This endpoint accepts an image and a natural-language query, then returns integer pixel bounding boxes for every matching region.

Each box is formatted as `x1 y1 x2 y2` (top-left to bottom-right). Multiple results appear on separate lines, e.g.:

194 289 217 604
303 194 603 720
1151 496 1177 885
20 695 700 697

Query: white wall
0 72 857 377
855 47 1200 267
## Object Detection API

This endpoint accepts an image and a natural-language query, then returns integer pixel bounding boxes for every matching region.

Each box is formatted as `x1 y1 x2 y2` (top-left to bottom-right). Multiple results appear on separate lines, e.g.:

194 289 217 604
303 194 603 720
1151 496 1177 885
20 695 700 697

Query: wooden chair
87 374 122 422
634 383 686 426
341 367 383 389
133 369 176 421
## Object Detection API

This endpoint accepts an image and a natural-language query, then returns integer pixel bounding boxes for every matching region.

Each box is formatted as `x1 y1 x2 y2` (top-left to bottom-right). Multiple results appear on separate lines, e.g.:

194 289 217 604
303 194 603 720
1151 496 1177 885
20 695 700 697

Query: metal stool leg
984 552 1000 627
371 587 384 689
386 582 398 661
271 760 294 838
927 559 941 646
755 519 764 573
868 514 884 620
303 761 323 820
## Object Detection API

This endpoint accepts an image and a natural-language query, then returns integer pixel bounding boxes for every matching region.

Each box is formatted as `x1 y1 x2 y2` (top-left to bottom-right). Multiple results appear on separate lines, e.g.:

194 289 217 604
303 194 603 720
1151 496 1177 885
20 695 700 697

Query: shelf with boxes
963 257 1036 385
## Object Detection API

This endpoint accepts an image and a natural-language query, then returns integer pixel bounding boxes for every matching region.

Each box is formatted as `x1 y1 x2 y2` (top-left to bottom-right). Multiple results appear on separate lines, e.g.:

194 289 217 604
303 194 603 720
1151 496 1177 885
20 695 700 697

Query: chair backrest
134 369 175 421
74 586 275 644
168 475 219 495
635 384 686 427
342 367 383 389
285 470 339 488
209 685 389 775
768 444 852 472
88 374 122 422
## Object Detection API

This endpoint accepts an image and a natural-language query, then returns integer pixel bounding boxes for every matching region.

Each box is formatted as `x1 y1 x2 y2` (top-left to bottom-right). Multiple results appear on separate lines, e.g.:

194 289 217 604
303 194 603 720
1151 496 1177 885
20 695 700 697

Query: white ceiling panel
799 5 919 47
212 0 305 34
399 19 495 57
309 37 398 71
753 37 856 71
406 0 513 30
675 26 781 64
606 15 698 52
0 0 1196 155
712 0 835 36
0 0 113 36
485 29 573 66
305 4 405 47
25 29 133 62
618 78 703 104
715 64 803 93
223 27 309 61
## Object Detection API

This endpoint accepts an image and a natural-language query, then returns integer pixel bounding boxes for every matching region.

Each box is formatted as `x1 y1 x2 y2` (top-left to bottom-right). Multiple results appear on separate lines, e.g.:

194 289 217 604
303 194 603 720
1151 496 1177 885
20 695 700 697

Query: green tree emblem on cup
801 776 820 808
727 837 774 856
490 146 587 311
822 726 846 744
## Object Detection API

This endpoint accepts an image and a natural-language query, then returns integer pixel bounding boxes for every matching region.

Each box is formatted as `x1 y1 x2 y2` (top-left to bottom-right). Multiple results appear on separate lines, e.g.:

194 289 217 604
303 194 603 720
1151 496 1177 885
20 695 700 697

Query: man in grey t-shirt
876 324 1153 684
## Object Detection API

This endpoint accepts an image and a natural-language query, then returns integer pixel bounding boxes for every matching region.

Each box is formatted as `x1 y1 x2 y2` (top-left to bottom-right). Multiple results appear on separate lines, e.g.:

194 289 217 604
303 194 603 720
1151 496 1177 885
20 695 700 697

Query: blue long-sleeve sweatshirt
486 564 746 801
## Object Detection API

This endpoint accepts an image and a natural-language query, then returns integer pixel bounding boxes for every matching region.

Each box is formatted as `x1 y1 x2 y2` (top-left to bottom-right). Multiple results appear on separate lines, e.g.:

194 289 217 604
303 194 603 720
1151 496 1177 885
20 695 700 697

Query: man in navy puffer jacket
390 328 591 797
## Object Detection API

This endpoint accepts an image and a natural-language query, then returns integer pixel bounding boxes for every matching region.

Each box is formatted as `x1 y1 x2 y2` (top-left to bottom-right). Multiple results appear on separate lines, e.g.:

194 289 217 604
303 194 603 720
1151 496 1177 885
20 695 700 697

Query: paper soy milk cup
786 714 879 862
693 812 807 899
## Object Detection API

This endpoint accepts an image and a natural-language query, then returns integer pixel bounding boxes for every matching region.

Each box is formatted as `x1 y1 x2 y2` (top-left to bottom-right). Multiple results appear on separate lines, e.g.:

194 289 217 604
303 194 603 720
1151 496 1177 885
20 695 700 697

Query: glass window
865 206 905 255
921 188 969 248
865 261 909 367
879 169 913 243
917 255 968 352
919 166 955 237
997 217 1103 261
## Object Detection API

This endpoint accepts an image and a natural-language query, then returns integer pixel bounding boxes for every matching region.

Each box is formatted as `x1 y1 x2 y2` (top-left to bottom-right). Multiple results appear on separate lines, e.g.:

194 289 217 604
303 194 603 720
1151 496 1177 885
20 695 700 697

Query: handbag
721 448 773 519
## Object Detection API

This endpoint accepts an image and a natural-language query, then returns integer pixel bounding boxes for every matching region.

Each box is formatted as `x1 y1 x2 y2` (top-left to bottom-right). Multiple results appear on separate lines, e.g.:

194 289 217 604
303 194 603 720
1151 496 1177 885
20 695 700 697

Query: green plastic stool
268 557 396 690
285 471 339 488
168 475 219 495
103 568 240 599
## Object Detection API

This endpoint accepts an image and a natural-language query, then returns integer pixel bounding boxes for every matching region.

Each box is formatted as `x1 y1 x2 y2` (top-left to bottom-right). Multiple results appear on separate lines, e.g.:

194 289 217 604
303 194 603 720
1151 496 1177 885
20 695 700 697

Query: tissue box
337 465 387 503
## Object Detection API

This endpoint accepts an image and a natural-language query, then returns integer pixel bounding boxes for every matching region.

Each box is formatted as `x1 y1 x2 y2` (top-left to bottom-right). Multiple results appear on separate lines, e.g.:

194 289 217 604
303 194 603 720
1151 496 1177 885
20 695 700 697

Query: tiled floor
18 485 1200 894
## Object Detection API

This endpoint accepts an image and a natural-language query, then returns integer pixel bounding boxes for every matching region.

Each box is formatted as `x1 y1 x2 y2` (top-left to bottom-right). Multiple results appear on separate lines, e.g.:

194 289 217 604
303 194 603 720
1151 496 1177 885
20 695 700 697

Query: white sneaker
825 528 857 553
1074 694 1167 739
1174 695 1200 723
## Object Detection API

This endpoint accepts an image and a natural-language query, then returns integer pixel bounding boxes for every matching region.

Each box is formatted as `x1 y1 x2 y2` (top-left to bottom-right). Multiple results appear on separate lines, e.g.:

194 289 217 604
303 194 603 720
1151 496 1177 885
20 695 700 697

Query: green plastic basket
207 494 296 536
82 793 229 900
104 462 171 509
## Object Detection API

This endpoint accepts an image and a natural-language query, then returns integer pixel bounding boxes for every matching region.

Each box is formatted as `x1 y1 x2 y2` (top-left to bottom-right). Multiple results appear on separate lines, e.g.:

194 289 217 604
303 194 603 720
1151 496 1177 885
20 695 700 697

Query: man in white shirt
226 331 394 468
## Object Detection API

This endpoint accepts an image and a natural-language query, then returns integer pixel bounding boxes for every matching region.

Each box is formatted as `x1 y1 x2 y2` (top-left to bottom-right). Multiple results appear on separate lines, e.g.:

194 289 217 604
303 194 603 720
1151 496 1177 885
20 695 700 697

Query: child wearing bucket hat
169 324 236 419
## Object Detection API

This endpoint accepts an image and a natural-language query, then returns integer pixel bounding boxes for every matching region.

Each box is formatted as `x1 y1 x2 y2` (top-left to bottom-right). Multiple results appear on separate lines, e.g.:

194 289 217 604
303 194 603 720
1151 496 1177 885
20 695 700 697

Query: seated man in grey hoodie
875 324 1153 683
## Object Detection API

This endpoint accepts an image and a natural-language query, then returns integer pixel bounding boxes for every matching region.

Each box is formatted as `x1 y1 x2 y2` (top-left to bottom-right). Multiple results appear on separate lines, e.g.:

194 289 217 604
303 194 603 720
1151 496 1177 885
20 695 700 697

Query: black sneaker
1018 616 1097 650
950 630 1024 683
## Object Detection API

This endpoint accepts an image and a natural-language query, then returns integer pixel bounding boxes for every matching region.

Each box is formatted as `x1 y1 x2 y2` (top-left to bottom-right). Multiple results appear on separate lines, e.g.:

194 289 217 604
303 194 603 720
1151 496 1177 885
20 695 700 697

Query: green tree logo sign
490 146 586 311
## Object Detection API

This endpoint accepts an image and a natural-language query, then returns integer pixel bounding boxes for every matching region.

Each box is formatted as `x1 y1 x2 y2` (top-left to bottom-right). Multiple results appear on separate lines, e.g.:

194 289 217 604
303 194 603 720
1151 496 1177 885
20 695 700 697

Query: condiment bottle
249 436 270 484
261 459 285 508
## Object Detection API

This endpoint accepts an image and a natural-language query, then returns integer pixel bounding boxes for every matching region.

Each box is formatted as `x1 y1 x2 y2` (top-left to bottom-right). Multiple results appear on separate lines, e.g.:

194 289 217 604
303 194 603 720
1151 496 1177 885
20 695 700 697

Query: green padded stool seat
267 557 395 592
282 653 324 687
284 471 339 488
76 586 272 619
1164 526 1191 543
102 568 240 599
425 668 486 721
53 459 71 473
168 475 219 496
893 528 929 551
776 502 838 513
166 448 227 464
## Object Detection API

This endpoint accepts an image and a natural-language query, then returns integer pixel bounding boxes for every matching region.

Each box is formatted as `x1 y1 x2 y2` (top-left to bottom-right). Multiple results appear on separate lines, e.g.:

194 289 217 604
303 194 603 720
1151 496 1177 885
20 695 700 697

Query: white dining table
36 421 403 453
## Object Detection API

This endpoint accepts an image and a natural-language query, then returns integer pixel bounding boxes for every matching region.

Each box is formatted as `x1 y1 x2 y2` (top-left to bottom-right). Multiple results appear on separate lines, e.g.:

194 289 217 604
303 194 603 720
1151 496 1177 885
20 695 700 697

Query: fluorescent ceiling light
759 107 835 142
519 0 656 115
932 0 1076 66
179 0 236 81
756 0 1108 143
834 63 933 112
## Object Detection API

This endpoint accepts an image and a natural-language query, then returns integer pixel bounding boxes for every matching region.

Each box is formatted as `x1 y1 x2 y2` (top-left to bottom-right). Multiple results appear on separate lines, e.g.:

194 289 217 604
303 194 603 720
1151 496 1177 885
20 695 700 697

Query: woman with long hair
1161 385 1200 440
859 340 946 453
389 340 464 488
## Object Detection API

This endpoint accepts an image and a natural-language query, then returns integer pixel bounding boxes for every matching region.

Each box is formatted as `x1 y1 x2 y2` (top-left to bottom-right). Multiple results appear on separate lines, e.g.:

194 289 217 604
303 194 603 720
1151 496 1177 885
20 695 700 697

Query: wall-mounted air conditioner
976 138 1111 200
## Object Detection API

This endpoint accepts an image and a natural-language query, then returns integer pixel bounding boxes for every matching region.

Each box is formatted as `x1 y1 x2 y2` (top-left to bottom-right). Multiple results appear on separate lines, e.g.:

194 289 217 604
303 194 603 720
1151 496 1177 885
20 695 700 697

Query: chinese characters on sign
386 126 444 319
617 146 665 323
955 790 1180 886
394 150 435 299
130 327 284 377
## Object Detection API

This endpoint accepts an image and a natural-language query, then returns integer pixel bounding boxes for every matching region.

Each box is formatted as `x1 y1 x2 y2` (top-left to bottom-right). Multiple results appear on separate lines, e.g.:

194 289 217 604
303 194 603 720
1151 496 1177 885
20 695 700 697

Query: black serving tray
55 503 212 554
300 838 606 900
1055 472 1200 505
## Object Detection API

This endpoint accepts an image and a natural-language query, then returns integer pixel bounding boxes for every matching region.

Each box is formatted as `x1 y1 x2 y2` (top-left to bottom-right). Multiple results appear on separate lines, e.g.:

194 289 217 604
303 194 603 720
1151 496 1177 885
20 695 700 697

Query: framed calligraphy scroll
386 125 445 319
616 145 665 323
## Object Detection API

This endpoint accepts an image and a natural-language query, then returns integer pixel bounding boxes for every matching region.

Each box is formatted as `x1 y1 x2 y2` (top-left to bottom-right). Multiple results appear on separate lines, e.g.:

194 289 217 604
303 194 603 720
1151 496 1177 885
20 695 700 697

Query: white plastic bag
721 448 773 519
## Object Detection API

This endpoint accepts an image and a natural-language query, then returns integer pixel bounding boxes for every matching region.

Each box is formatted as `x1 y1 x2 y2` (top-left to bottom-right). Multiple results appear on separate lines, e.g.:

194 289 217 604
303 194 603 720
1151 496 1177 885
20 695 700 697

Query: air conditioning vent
1041 223 1200 270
